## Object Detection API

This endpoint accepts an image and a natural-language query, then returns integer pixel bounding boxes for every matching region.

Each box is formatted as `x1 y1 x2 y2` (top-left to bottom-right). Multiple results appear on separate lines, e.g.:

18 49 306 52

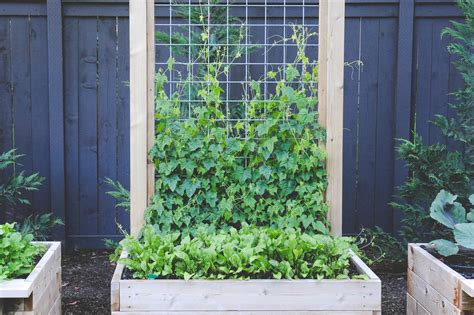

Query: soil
62 250 408 314
422 245 474 279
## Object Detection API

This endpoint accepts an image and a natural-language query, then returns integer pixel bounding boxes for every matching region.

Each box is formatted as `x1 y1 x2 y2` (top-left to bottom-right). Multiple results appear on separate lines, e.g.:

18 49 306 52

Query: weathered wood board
407 243 474 314
0 242 61 315
111 250 381 314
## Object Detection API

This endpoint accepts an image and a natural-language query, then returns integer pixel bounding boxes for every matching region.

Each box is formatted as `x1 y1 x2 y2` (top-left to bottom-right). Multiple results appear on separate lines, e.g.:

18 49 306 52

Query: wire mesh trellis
154 0 319 139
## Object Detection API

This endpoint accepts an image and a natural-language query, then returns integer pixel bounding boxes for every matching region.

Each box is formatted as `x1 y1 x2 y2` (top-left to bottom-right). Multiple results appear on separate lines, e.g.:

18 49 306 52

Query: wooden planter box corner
407 243 474 314
0 242 61 315
111 250 381 314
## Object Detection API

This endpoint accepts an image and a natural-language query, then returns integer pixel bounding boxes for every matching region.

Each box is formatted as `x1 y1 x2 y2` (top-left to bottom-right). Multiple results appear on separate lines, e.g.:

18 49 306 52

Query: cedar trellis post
129 0 345 236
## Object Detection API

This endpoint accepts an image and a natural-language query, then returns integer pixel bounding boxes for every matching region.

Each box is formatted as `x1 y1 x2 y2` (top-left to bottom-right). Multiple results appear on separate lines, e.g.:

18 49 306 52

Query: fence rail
0 0 463 248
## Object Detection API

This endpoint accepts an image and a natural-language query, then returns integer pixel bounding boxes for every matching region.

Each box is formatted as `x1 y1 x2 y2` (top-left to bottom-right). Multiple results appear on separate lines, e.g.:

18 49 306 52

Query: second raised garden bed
407 243 474 314
111 250 381 314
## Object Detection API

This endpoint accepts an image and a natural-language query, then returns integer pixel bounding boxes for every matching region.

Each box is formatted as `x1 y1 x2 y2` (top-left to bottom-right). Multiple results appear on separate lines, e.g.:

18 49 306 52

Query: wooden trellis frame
129 0 345 236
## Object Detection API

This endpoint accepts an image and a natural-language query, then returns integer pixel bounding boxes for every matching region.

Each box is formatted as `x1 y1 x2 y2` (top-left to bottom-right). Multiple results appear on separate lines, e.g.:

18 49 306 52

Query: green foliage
105 178 130 212
148 27 327 236
0 149 43 209
0 149 62 240
429 190 474 256
0 223 45 280
113 225 363 280
391 0 474 243
16 214 64 241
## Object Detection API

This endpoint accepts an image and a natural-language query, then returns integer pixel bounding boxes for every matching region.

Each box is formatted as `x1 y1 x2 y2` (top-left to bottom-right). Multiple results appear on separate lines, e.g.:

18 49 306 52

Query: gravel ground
61 250 407 314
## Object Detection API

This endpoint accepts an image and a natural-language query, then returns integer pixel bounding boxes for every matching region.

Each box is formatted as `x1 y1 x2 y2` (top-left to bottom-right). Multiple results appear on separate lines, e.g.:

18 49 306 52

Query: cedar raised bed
407 243 474 314
0 242 61 315
111 250 381 314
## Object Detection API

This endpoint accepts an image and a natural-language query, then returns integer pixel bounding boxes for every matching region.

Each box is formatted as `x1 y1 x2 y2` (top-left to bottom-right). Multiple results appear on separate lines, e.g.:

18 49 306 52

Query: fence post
393 0 415 233
47 0 66 243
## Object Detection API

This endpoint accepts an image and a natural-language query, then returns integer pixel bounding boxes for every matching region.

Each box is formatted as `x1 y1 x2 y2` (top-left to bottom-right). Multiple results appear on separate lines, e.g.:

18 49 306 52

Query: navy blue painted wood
64 17 81 241
11 17 34 217
98 17 119 236
30 16 51 214
356 18 380 228
47 0 66 241
78 17 99 238
392 0 414 233
342 17 361 234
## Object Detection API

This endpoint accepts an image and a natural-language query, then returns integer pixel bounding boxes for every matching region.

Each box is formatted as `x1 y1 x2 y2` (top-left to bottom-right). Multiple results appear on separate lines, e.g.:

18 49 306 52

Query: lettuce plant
429 190 474 256
0 223 45 280
113 225 364 280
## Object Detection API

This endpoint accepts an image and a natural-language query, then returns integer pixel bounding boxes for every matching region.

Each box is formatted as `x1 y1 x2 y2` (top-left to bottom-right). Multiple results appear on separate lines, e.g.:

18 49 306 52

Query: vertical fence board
342 17 361 234
0 17 12 161
30 16 50 213
64 17 81 240
414 19 433 142
98 17 119 235
116 17 131 233
47 0 66 241
356 18 379 228
374 18 397 231
11 17 34 218
78 17 99 237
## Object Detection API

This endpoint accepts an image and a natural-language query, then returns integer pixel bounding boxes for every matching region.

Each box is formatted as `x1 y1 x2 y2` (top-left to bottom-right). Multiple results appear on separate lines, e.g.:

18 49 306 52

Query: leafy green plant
0 149 43 209
148 27 327 236
105 178 130 212
429 190 474 256
0 149 63 240
391 0 474 243
16 213 64 241
0 223 45 280
113 225 364 280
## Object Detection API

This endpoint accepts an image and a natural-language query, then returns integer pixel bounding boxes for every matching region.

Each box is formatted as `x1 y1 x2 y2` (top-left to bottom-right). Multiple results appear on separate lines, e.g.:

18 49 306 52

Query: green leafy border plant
0 223 45 280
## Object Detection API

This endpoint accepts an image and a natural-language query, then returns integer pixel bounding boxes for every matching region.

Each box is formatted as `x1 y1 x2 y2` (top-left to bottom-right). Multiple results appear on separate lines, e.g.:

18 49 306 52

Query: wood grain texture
112 250 380 313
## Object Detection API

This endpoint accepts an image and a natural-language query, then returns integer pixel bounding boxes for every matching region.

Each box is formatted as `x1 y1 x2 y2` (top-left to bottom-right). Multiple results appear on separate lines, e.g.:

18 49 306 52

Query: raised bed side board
407 243 474 314
0 242 61 315
111 250 381 314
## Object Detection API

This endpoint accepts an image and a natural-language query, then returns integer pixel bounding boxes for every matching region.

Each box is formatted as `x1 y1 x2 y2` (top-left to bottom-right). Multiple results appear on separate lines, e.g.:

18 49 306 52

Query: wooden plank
117 16 131 232
64 16 81 240
429 19 451 145
408 244 464 309
342 17 361 234
392 0 414 233
11 16 33 212
129 0 149 236
113 312 374 315
119 279 380 311
407 293 429 315
407 270 461 314
324 0 345 236
414 18 433 143
47 294 61 315
47 0 66 242
463 280 474 298
374 17 397 232
111 251 127 311
356 18 379 229
146 0 155 205
78 16 99 237
98 17 119 235
30 16 51 215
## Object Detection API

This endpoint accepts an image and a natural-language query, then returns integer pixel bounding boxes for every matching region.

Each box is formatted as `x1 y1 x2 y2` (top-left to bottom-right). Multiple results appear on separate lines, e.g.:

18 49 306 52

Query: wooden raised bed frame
407 243 474 314
0 242 61 315
111 250 381 314
114 0 382 314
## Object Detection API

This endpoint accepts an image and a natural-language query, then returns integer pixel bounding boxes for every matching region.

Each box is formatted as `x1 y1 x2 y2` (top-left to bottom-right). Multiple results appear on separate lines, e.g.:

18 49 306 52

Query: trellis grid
154 0 319 138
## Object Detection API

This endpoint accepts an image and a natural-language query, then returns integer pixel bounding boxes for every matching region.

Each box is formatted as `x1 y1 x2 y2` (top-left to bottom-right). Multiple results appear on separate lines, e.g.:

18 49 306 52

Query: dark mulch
61 250 407 315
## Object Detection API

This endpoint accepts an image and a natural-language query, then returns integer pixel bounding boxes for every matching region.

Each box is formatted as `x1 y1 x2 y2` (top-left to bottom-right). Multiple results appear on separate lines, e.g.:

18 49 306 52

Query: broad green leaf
454 223 474 249
430 190 466 228
430 239 459 256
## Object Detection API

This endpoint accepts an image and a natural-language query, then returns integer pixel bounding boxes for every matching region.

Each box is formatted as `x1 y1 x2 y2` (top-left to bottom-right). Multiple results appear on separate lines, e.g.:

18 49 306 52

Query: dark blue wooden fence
0 0 463 248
